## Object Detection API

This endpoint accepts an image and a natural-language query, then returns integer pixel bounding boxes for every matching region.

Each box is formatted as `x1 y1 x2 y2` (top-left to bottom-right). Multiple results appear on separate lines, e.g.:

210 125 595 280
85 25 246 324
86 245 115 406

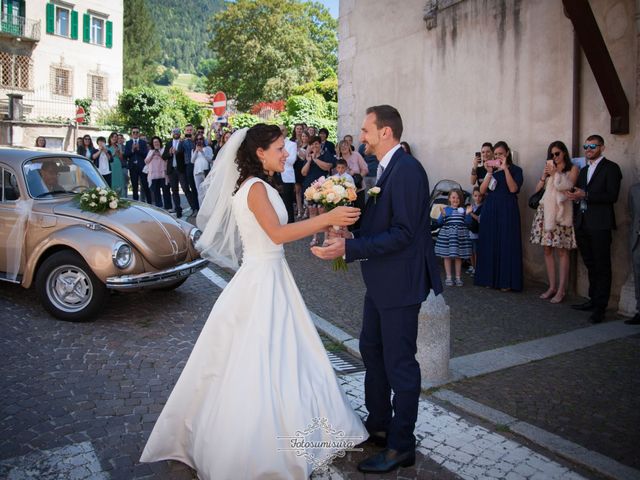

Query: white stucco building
339 0 638 310
0 0 123 148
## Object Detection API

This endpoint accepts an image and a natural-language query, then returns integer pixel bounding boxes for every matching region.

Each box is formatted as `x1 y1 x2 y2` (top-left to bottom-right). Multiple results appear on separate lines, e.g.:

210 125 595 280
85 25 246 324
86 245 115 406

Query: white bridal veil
195 128 248 270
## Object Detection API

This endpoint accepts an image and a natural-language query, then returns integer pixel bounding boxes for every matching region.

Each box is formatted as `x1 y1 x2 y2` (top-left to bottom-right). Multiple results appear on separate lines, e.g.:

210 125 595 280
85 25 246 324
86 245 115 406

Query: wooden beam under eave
562 0 630 135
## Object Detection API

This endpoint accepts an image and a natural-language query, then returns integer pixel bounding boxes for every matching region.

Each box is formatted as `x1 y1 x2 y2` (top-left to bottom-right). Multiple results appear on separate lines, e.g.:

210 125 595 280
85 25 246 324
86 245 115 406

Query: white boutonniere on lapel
367 186 381 204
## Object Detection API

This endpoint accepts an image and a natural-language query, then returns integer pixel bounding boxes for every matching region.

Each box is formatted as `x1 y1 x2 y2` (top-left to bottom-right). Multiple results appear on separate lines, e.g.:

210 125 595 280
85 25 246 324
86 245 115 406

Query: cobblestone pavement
448 335 640 470
0 276 214 479
335 373 587 480
282 238 616 357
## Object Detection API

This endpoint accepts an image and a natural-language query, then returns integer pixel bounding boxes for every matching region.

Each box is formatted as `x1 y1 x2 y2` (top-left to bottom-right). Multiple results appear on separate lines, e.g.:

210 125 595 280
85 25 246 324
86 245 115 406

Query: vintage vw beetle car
0 148 208 321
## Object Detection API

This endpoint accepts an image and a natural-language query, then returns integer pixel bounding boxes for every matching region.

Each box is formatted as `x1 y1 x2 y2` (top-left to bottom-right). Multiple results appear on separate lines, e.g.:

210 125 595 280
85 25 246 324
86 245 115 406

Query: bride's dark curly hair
234 123 283 193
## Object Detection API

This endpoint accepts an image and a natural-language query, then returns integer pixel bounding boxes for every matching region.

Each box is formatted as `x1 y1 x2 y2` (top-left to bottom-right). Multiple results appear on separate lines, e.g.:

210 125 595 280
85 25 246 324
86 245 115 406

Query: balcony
0 14 41 42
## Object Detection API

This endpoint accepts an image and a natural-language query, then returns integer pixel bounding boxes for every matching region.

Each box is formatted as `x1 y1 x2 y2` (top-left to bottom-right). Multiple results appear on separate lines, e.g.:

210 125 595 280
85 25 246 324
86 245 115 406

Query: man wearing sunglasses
566 135 622 323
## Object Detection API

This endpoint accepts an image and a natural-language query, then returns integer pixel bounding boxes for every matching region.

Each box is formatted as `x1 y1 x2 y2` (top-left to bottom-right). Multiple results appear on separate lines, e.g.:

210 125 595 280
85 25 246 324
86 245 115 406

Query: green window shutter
105 20 112 48
46 3 55 34
7 1 13 15
70 10 78 39
82 13 90 43
19 0 25 18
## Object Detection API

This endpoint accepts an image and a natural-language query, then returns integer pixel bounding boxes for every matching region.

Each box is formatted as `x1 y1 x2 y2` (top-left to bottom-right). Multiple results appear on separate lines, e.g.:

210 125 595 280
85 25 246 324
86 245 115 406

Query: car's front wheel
35 250 108 322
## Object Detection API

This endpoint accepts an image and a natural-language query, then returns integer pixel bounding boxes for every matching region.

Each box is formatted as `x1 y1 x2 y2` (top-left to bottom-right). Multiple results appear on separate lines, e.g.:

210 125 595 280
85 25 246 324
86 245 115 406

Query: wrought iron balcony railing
0 14 41 42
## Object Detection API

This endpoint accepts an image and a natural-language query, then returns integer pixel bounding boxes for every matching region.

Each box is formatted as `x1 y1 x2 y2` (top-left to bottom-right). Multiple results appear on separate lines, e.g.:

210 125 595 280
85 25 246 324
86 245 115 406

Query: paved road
0 232 636 479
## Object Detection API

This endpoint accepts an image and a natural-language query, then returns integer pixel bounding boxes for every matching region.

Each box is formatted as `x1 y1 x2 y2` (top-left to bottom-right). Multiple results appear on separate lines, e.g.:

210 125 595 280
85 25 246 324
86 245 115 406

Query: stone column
417 291 450 388
337 0 357 139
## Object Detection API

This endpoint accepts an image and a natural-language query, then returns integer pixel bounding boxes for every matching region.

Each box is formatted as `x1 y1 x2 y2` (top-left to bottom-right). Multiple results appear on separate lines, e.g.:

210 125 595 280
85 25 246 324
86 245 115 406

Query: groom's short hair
366 105 403 140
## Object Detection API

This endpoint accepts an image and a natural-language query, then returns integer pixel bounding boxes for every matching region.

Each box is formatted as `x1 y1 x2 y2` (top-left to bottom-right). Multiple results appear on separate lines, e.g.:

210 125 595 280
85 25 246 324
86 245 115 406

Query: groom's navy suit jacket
345 147 442 308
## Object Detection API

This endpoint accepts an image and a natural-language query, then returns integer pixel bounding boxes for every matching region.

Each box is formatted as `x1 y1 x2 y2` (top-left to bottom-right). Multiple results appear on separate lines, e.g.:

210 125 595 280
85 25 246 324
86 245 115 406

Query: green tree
208 0 337 110
123 0 160 87
169 87 206 127
291 73 337 102
117 86 206 138
154 65 179 86
196 58 218 78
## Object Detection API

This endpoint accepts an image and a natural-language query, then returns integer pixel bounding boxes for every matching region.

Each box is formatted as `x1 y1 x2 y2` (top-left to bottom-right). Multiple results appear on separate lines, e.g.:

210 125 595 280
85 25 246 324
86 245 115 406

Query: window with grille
0 51 32 90
51 67 71 96
88 74 106 101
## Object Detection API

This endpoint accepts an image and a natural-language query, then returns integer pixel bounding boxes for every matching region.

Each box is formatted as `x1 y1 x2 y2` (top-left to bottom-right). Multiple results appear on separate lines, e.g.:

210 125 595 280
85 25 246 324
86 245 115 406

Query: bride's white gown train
140 177 368 479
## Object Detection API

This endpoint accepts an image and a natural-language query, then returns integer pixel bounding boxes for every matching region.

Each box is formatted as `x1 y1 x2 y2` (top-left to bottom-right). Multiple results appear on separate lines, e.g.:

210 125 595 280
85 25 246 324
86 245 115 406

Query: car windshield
23 156 107 199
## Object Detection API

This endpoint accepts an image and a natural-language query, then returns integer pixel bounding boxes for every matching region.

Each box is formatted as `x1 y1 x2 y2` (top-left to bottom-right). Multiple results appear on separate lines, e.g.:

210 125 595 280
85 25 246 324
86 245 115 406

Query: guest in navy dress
474 141 524 291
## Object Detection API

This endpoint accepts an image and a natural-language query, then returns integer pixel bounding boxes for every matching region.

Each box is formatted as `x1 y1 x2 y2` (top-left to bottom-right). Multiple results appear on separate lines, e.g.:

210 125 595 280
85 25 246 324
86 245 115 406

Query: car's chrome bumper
105 258 209 289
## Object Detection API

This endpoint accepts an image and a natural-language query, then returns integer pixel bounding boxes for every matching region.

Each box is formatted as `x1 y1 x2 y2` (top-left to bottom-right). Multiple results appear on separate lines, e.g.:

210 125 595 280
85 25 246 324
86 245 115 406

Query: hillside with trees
145 0 224 73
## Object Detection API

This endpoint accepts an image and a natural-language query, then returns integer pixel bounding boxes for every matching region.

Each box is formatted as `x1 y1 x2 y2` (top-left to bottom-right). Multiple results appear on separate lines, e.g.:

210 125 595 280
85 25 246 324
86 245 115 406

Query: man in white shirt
280 125 298 223
566 134 622 323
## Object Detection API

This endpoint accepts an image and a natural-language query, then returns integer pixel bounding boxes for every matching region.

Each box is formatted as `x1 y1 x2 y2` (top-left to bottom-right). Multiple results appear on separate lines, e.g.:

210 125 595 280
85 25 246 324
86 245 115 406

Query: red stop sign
212 91 227 116
75 106 86 124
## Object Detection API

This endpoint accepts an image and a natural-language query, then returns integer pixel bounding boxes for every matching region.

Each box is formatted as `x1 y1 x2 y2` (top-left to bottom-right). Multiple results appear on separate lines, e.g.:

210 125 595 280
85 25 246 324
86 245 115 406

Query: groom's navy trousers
361 295 421 451
346 146 442 453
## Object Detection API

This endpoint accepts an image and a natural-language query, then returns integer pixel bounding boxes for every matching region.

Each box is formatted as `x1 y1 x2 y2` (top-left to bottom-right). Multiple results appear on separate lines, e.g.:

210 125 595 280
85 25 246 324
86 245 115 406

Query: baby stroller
429 179 471 240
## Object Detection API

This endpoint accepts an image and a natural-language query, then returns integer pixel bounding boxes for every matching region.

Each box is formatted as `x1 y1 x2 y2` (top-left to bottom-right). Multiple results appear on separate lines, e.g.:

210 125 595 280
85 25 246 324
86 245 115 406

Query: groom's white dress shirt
376 144 401 182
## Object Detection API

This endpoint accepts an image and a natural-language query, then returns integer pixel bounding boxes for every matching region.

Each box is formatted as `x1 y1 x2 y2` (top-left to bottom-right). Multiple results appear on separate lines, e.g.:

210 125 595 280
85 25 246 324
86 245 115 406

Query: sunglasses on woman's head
583 144 601 150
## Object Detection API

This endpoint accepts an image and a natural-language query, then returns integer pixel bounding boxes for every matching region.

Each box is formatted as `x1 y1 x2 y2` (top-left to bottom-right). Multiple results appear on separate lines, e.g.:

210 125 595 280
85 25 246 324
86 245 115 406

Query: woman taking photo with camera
529 141 578 303
474 141 524 291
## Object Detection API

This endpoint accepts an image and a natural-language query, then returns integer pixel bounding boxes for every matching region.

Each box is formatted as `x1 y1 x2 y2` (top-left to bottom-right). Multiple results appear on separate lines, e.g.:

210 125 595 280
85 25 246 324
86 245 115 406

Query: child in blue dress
435 189 473 286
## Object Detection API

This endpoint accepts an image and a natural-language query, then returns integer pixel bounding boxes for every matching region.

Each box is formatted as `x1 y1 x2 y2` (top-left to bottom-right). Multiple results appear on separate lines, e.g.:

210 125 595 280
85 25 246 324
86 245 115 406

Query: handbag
528 188 545 210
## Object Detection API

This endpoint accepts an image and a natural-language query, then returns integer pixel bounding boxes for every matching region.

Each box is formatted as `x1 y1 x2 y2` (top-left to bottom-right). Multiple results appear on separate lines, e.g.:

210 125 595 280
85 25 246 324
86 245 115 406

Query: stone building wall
339 0 638 307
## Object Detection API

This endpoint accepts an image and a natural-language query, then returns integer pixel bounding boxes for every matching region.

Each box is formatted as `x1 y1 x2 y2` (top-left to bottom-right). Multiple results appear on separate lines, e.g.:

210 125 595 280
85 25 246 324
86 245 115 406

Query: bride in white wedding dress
140 124 368 479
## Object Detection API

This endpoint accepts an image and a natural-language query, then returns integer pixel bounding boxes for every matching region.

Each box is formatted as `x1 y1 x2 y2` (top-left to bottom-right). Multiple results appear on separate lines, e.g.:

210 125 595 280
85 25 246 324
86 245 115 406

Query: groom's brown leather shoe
357 448 415 473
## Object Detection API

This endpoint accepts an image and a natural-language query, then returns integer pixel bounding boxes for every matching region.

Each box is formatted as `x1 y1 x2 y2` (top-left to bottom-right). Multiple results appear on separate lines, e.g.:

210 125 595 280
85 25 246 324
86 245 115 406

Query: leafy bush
291 76 337 103
228 113 262 129
284 93 336 142
286 93 329 120
117 86 205 138
168 87 205 127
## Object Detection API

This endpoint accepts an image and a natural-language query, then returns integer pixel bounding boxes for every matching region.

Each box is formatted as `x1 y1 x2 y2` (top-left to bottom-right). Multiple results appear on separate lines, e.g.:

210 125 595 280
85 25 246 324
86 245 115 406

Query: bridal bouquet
304 176 357 271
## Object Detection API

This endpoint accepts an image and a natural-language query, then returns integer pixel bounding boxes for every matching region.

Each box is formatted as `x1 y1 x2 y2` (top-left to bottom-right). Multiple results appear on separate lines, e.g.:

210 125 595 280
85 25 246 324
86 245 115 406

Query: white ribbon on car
6 198 34 282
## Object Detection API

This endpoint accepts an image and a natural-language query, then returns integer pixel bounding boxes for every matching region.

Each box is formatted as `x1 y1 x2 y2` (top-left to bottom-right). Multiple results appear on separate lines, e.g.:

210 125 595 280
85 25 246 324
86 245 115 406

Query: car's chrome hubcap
47 265 93 313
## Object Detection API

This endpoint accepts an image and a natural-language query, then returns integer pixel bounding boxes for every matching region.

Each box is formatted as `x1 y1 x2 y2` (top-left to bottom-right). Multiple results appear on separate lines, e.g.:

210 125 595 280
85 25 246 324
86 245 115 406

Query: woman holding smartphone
470 142 494 186
475 141 524 291
529 141 579 303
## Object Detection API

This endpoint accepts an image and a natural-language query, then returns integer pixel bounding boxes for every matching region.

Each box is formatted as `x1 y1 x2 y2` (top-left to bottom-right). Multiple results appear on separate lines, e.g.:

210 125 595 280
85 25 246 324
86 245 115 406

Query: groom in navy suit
312 105 442 473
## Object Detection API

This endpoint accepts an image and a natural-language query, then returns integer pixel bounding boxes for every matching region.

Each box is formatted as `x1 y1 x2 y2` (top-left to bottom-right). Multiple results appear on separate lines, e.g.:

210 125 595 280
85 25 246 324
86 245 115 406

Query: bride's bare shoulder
237 176 266 193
